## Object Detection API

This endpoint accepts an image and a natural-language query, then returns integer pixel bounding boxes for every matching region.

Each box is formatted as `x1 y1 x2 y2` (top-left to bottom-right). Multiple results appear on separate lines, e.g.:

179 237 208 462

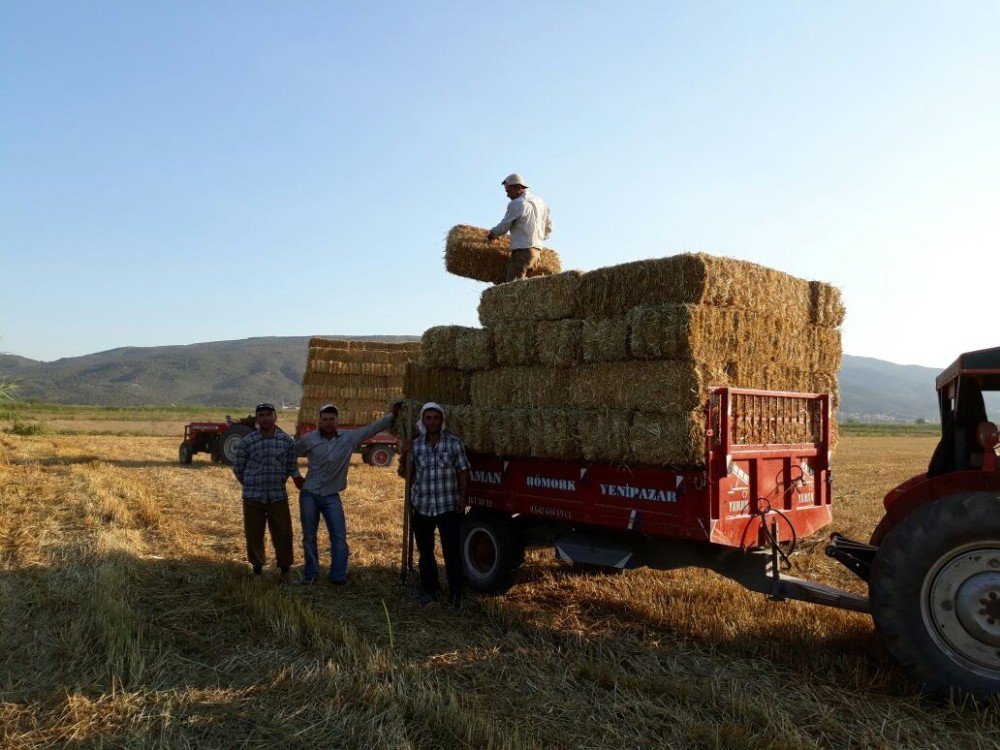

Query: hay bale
569 360 712 413
349 340 421 352
578 253 829 326
492 321 537 366
309 337 351 351
419 326 479 369
630 411 705 467
626 304 842 373
445 225 562 284
447 405 494 454
528 409 583 460
454 328 493 371
490 409 533 457
536 320 583 367
404 363 471 405
582 316 630 362
810 281 846 327
579 410 632 463
470 366 570 408
478 271 583 327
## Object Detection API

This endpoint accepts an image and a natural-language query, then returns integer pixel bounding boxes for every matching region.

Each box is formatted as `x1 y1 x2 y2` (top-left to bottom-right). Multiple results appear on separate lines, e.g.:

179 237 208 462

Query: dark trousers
243 499 294 570
412 509 464 598
505 248 540 282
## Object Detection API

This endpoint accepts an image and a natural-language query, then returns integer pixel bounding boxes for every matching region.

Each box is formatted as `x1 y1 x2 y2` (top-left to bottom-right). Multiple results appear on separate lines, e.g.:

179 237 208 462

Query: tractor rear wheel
869 491 1000 699
178 441 193 465
363 445 395 467
218 424 252 465
461 513 524 595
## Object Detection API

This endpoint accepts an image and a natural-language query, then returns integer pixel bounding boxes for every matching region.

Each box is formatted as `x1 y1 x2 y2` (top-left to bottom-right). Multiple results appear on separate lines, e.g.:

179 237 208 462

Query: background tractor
178 414 256 465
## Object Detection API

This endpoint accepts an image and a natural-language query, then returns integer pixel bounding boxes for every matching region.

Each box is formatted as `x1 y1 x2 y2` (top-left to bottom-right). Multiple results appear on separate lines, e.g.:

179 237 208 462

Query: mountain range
0 337 946 422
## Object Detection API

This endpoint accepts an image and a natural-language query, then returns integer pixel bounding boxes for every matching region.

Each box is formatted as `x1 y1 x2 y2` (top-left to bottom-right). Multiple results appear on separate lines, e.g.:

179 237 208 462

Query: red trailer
456 387 858 608
295 421 400 467
446 380 1000 698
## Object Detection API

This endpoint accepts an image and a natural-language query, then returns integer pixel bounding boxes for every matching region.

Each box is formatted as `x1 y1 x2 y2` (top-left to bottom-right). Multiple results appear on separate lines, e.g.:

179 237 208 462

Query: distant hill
0 336 418 408
0 337 947 421
838 355 941 422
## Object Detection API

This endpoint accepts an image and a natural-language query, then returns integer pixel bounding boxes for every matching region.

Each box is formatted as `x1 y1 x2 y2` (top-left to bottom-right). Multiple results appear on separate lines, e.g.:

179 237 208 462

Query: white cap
501 173 528 188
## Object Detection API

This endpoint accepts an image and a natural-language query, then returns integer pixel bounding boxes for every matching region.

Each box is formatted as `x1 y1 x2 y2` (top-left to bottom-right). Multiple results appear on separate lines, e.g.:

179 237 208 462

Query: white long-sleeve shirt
490 190 553 250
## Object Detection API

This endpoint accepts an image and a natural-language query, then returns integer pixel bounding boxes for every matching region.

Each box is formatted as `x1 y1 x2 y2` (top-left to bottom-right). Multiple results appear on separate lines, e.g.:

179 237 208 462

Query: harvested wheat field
1 430 998 748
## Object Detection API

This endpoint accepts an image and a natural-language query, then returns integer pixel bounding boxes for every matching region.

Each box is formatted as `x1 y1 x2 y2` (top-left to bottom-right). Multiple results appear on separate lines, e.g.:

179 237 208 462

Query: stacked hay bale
445 225 562 284
405 253 844 467
299 338 421 429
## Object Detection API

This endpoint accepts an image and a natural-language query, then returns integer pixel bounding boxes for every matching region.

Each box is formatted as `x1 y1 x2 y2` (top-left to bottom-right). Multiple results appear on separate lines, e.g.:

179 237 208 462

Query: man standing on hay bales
487 173 553 283
232 403 303 585
402 402 470 609
293 401 402 585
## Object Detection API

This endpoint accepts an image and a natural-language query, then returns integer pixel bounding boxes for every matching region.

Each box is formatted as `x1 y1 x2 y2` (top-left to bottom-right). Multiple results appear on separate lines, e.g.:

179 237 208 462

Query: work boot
279 568 293 586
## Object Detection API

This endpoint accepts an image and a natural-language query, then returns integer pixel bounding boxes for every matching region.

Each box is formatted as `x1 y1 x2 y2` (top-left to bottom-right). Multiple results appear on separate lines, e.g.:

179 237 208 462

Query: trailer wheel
461 513 524 594
218 424 252 465
364 445 395 467
178 441 193 465
870 491 1000 699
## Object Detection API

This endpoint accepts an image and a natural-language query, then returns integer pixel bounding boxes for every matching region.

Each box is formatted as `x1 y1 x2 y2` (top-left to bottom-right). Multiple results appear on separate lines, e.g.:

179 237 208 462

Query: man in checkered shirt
406 402 470 608
232 403 303 584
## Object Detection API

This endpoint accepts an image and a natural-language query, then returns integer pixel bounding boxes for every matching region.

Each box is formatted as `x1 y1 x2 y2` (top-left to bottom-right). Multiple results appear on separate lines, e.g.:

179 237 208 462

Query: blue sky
2 2 997 367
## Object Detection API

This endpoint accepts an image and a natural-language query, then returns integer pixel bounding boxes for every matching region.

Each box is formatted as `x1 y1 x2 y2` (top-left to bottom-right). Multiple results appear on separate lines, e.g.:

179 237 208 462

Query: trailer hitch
825 532 878 582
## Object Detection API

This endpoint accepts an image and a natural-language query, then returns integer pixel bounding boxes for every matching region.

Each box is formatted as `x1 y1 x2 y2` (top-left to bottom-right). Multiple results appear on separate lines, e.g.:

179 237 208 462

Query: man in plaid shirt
405 402 470 608
232 403 303 584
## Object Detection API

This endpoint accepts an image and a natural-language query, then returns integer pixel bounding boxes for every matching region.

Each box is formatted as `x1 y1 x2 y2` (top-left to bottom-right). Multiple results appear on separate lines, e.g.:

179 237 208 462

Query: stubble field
1 428 998 749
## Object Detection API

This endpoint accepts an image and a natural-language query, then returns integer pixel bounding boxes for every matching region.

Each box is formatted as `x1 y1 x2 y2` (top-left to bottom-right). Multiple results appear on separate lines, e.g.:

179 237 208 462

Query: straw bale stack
298 338 419 430
445 225 562 284
577 254 845 327
404 251 843 468
478 271 583 326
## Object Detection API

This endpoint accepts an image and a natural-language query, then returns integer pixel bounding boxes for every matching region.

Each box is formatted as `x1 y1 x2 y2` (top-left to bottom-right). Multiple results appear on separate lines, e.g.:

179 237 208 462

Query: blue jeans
299 490 348 582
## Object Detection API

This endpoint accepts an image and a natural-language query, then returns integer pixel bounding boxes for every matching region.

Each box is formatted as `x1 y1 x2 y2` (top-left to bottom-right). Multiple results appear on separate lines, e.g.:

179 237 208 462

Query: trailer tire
869 491 1000 700
363 445 395 468
461 513 524 595
218 424 252 465
178 441 193 465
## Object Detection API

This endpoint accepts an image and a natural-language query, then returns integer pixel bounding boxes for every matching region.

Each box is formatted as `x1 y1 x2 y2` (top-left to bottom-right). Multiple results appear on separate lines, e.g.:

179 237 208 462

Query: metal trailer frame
460 387 868 612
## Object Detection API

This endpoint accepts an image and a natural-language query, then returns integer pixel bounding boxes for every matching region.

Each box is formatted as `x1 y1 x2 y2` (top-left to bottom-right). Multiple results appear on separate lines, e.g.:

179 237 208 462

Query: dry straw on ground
2 432 995 747
444 224 562 284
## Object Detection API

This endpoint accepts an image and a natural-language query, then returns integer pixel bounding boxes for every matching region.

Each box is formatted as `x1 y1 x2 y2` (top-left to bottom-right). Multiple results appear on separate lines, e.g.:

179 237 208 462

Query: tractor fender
870 470 1000 545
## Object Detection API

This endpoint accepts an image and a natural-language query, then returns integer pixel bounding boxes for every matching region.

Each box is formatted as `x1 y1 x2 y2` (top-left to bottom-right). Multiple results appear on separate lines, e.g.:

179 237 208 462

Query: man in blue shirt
294 401 401 584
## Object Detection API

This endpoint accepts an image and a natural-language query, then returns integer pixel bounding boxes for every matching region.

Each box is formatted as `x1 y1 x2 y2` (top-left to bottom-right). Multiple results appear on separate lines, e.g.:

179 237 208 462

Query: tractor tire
363 445 395 468
218 424 252 465
461 512 525 595
869 491 1000 700
178 441 193 465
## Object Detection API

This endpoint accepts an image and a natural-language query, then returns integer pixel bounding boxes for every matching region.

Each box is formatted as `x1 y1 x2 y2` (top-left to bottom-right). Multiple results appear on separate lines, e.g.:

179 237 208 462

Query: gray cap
501 173 528 188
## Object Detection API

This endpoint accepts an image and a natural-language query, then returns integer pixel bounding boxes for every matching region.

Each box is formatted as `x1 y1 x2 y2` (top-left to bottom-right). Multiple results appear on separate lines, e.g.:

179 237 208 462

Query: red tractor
426 351 1000 698
178 414 256 465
